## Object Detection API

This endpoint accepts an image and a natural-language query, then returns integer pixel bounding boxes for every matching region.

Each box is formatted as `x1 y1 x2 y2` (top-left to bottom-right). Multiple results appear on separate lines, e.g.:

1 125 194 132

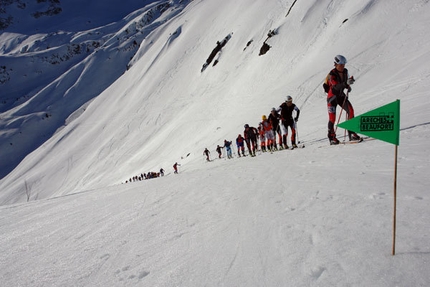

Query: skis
259 143 305 152
319 137 367 148
290 143 305 149
341 137 364 144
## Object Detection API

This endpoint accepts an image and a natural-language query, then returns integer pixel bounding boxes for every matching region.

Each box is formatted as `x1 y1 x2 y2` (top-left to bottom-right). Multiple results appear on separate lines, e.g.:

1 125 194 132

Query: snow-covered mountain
1 1 430 285
2 0 428 204
0 0 188 182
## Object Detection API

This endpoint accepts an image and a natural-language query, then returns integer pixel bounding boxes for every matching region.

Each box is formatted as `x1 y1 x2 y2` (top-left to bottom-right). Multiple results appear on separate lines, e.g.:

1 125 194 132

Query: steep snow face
1 0 430 204
0 0 190 181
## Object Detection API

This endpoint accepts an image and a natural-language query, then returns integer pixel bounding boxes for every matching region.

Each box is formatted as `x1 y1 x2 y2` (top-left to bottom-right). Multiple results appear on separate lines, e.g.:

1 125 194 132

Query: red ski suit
326 67 354 139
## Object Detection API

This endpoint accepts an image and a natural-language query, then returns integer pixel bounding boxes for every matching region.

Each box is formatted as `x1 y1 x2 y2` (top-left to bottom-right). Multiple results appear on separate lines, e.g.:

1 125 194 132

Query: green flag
337 100 400 145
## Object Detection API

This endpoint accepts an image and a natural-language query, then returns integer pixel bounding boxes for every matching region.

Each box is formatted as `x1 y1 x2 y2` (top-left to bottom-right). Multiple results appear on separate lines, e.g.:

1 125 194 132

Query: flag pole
392 144 398 255
337 99 400 255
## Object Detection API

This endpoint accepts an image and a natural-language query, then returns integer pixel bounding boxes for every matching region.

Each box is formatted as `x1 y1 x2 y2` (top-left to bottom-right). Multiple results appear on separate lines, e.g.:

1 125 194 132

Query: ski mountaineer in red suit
260 115 275 151
326 54 361 145
173 162 180 174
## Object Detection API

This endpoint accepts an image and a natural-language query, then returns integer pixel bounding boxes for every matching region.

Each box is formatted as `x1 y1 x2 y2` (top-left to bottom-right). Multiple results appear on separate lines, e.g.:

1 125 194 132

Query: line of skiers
123 168 165 183
205 95 301 159
128 54 362 180
230 54 362 152
204 54 362 162
242 95 300 156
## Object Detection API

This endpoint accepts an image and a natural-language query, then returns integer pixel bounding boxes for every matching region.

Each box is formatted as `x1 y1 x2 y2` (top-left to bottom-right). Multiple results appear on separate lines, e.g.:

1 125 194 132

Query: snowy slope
1 0 430 285
1 147 429 286
2 0 429 202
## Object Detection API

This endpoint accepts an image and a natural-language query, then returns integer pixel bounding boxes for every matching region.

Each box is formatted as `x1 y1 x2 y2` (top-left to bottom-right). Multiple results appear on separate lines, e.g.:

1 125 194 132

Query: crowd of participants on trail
122 163 180 183
123 169 165 183
204 54 363 161
203 94 301 162
123 55 362 179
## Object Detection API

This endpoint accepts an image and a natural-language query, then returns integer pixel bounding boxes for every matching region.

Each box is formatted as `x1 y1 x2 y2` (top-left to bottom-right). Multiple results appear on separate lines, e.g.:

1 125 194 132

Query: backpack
323 73 330 93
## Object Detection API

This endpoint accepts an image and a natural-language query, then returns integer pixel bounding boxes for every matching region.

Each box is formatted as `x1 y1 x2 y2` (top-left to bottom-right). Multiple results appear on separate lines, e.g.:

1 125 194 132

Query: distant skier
236 134 246 157
160 168 164 176
223 140 233 159
278 96 300 149
216 145 223 158
203 148 211 161
173 162 180 174
325 54 361 144
243 124 258 156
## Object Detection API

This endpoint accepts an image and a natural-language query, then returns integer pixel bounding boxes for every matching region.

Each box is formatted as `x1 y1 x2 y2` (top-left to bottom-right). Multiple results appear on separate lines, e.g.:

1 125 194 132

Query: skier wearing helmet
326 54 361 145
278 96 300 149
259 115 275 151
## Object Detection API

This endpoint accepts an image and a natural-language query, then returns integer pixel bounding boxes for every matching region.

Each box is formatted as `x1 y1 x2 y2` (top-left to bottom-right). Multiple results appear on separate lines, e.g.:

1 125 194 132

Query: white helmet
334 55 347 65
286 96 293 102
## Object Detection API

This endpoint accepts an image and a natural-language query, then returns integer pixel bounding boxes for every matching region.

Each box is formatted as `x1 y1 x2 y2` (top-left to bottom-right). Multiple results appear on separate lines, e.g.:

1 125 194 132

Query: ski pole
343 91 350 142
334 90 349 134
343 105 348 142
